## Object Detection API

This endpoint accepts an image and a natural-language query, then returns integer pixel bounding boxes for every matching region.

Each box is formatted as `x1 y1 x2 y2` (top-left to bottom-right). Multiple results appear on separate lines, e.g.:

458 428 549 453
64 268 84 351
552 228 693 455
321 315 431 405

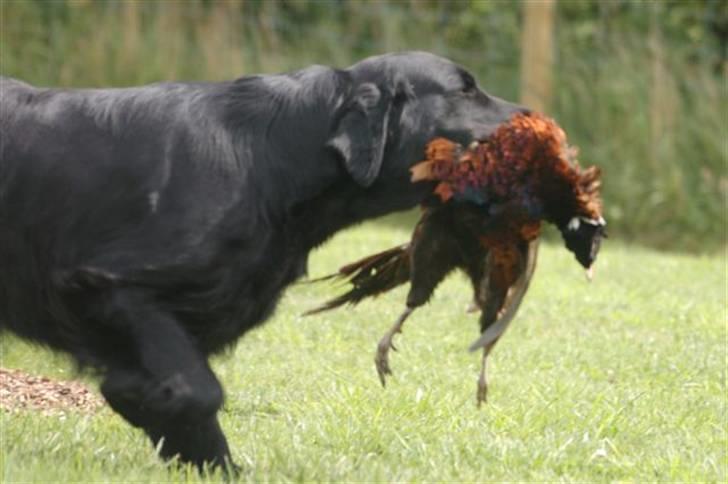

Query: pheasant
306 113 606 404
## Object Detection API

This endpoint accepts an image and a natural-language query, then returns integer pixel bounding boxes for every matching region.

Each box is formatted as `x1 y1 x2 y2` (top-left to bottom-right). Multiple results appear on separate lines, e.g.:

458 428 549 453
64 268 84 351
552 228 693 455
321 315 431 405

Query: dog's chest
176 230 307 354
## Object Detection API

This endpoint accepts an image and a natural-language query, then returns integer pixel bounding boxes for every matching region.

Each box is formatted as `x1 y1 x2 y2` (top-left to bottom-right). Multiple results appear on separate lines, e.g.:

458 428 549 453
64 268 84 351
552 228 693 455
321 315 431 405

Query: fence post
520 0 556 113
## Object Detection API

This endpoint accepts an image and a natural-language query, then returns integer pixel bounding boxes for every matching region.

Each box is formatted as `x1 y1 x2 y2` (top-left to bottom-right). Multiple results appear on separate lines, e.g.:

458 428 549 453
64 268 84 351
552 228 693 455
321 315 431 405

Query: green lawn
1 218 725 482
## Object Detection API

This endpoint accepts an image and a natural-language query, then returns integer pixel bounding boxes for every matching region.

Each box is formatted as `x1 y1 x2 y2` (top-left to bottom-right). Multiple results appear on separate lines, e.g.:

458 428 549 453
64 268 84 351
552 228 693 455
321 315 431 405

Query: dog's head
329 52 527 190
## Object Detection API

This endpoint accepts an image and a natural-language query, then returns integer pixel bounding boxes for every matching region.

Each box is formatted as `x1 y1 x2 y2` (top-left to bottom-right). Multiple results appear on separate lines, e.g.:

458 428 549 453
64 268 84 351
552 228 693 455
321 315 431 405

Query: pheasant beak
560 216 606 271
585 265 595 282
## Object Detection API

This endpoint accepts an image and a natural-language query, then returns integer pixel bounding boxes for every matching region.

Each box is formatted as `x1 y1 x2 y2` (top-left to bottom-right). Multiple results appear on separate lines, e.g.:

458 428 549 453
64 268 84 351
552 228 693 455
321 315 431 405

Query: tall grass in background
1 0 725 252
555 30 726 251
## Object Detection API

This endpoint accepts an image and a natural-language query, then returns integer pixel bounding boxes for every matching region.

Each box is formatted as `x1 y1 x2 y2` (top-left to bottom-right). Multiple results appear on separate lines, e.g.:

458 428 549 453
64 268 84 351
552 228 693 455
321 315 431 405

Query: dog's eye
461 73 477 94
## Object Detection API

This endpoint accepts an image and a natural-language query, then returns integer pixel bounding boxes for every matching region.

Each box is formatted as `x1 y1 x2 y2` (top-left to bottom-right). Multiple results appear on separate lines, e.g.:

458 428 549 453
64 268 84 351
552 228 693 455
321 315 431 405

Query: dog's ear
327 79 411 187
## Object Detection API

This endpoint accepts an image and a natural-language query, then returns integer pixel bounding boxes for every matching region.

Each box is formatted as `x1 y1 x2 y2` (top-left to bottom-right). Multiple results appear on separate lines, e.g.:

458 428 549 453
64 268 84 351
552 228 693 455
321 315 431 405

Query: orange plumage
411 112 603 223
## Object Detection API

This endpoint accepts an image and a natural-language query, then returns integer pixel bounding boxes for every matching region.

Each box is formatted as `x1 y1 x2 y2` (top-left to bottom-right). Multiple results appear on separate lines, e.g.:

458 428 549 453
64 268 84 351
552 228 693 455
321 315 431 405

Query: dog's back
0 78 244 346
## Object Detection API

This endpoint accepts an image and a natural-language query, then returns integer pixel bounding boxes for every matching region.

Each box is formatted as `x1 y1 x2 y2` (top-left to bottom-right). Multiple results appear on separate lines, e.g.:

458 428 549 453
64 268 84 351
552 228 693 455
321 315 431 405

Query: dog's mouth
453 112 534 155
470 127 497 144
470 118 522 144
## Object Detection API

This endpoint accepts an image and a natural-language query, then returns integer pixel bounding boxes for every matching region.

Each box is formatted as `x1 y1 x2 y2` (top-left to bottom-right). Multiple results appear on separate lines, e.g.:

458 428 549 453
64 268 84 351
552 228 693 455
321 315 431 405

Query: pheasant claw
477 373 488 407
375 337 394 387
476 348 489 407
374 307 414 388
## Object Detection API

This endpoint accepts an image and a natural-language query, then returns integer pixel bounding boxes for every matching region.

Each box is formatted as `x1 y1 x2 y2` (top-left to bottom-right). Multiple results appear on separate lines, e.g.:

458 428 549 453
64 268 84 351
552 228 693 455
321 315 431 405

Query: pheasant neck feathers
410 113 603 226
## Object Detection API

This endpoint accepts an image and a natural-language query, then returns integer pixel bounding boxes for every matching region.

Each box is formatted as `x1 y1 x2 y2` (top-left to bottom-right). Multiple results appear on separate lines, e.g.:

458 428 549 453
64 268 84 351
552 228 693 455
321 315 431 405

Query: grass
1 217 725 482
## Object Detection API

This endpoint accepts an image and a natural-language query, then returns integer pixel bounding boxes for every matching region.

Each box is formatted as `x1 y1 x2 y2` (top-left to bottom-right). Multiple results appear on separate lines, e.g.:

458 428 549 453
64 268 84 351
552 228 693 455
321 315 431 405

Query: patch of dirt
0 368 103 415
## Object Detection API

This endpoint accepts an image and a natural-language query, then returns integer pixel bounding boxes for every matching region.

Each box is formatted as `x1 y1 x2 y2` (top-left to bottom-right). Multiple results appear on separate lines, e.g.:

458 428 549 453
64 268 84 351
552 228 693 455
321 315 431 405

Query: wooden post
520 0 556 113
648 0 677 171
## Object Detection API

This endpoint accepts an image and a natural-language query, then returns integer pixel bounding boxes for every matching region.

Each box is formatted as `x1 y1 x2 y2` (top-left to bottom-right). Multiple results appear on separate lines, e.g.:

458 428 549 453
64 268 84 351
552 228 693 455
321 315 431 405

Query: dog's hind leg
97 290 234 473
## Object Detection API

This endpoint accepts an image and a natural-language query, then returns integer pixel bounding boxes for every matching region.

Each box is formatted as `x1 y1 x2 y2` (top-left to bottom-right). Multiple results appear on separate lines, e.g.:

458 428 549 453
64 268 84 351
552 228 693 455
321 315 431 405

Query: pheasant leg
477 343 495 407
375 307 414 387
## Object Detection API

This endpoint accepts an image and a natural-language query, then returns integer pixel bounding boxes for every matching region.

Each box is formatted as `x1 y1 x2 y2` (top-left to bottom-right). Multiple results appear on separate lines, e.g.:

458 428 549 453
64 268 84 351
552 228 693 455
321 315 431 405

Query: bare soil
0 367 103 415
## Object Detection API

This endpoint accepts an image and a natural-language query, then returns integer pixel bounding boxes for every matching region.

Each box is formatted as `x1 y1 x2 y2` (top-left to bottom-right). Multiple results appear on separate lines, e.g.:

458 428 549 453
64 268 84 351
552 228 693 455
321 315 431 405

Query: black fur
0 52 525 469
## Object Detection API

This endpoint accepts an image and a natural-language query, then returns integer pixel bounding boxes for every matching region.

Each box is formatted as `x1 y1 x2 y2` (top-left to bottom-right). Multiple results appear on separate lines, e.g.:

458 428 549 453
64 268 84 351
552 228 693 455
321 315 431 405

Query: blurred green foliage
1 0 725 252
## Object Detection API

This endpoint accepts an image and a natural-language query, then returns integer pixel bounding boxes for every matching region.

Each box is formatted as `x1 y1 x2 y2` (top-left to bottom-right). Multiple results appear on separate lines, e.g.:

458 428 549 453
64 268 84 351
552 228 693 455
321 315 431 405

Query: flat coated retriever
0 52 525 469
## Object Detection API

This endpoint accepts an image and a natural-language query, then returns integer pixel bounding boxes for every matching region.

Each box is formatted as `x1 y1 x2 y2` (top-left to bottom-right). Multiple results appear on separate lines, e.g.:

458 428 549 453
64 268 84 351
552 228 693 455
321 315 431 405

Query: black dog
0 52 525 469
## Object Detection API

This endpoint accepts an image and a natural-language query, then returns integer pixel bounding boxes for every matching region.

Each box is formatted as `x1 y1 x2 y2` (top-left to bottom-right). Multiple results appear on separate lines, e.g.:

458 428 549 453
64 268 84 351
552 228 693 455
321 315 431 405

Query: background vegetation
1 0 725 251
